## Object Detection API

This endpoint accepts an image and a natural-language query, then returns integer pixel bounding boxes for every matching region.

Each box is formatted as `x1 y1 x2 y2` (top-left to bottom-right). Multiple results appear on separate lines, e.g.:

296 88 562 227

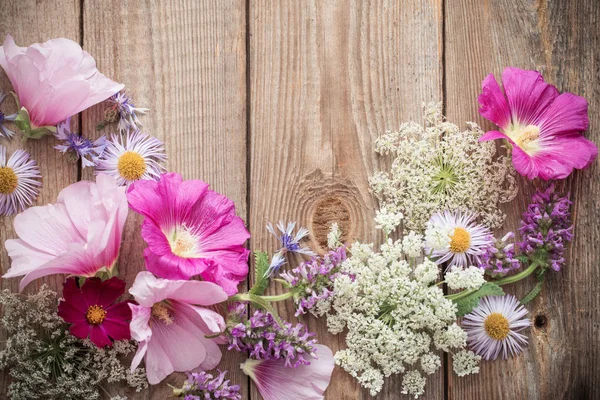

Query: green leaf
520 274 545 305
13 107 54 139
249 251 270 296
454 282 505 317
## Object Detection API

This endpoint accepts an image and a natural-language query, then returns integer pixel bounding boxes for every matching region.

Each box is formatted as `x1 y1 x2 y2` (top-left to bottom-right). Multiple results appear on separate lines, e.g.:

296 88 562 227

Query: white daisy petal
0 146 41 215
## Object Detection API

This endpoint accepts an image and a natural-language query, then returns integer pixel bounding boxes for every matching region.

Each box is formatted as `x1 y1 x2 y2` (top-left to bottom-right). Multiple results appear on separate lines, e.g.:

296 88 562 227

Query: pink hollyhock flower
127 172 250 295
3 174 128 291
128 271 228 385
478 67 597 180
58 277 132 348
0 35 123 137
241 344 335 400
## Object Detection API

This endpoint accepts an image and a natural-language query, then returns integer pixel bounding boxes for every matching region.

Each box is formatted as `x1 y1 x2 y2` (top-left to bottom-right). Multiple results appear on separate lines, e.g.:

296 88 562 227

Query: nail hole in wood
534 314 548 329
311 196 351 251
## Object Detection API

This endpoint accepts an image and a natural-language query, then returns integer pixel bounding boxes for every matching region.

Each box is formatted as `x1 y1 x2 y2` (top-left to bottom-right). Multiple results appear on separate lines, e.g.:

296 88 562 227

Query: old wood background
1 0 598 399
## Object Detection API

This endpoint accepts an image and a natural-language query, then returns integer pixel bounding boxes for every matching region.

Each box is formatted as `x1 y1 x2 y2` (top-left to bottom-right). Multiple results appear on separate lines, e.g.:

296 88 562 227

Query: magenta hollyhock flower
3 174 128 291
127 172 250 295
128 271 228 385
478 67 597 180
241 344 335 400
58 277 131 348
0 35 123 136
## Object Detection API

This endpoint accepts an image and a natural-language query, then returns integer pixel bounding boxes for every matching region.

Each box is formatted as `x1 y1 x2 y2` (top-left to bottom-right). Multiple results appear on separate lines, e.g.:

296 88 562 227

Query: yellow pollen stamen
0 167 18 195
509 124 541 154
151 302 174 325
170 229 198 258
484 312 510 340
117 151 146 181
449 227 471 253
86 305 107 325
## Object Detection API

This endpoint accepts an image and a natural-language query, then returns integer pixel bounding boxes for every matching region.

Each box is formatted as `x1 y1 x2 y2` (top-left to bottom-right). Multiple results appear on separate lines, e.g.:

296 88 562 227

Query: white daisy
424 210 492 267
0 145 41 215
462 295 530 360
95 130 166 187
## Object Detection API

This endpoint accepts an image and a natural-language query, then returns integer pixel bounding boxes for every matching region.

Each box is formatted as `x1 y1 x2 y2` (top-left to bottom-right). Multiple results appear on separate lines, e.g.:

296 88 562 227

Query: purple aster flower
55 117 107 168
0 145 41 215
105 92 149 132
280 246 348 316
518 184 573 271
0 91 18 139
478 232 521 277
172 370 241 400
226 302 318 368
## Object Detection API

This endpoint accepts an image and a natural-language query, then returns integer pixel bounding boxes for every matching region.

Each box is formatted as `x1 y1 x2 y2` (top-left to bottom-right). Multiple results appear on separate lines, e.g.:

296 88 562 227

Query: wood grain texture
445 0 600 399
248 0 443 398
81 0 248 398
0 0 80 396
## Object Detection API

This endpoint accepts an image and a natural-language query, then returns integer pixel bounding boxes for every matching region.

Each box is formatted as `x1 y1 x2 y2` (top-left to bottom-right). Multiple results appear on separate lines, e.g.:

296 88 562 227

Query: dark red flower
58 276 132 347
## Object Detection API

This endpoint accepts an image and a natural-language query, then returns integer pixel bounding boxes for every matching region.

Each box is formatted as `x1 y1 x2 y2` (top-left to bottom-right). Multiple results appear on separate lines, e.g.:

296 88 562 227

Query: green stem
493 262 539 286
445 262 540 301
231 291 293 303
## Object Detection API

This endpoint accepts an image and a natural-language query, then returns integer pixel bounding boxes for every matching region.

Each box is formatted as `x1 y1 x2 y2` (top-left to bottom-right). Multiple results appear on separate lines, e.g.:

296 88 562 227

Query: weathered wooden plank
249 0 443 398
0 0 81 396
81 0 248 398
445 0 600 399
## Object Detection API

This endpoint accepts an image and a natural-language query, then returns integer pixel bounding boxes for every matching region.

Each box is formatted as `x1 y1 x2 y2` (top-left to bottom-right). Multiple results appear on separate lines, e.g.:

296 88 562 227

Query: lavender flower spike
518 184 573 272
226 302 318 368
172 370 241 400
280 246 348 316
478 232 521 277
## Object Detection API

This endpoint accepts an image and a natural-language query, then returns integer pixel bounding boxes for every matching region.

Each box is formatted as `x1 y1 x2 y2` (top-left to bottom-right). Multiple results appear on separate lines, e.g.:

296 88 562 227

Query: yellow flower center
151 302 174 325
117 151 146 181
170 228 198 258
484 312 510 340
449 227 471 253
0 167 18 194
86 305 107 325
509 124 541 154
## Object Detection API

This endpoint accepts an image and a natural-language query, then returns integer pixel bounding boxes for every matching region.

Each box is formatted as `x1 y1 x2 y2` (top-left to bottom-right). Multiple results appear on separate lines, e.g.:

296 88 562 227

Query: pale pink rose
3 174 128 291
128 271 228 385
0 34 123 129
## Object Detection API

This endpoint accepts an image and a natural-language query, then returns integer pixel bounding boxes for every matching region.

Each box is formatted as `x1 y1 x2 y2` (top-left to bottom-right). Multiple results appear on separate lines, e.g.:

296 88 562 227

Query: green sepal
229 292 284 327
454 282 505 317
14 107 56 140
249 251 270 296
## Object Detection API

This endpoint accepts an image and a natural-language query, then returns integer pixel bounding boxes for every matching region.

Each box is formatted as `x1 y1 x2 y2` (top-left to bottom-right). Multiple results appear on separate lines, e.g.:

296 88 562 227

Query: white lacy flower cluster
445 265 486 290
370 102 518 232
327 240 480 398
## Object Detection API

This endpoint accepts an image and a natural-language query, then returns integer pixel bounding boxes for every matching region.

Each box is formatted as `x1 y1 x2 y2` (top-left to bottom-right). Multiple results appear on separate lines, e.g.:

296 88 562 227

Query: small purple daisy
0 145 41 215
95 130 166 187
462 294 530 360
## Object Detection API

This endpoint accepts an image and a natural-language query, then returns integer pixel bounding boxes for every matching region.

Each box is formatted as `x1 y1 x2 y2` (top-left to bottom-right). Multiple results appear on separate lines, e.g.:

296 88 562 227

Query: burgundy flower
58 276 132 347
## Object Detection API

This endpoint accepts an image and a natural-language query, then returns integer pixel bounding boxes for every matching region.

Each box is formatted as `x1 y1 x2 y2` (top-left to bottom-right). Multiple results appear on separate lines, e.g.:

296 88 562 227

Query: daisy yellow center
117 151 146 180
509 124 541 154
484 312 510 340
449 227 471 253
170 229 198 258
0 167 18 195
86 305 107 325
151 302 173 325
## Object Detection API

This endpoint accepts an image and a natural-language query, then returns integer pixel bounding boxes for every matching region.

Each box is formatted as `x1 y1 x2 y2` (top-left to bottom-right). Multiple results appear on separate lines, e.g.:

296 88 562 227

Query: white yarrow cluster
374 207 404 234
402 231 424 258
327 241 477 397
370 102 518 232
327 222 343 249
453 350 482 377
445 265 486 290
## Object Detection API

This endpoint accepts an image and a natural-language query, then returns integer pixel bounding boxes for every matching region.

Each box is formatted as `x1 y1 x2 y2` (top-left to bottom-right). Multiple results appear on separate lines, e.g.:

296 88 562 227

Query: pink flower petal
61 277 87 313
57 299 87 324
128 271 228 307
69 322 92 339
479 130 512 143
97 276 127 307
3 239 56 279
533 134 598 180
129 303 152 343
501 67 559 126
144 247 210 280
0 35 123 127
478 74 511 129
241 344 335 400
538 92 589 137
89 325 113 348
102 319 131 341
